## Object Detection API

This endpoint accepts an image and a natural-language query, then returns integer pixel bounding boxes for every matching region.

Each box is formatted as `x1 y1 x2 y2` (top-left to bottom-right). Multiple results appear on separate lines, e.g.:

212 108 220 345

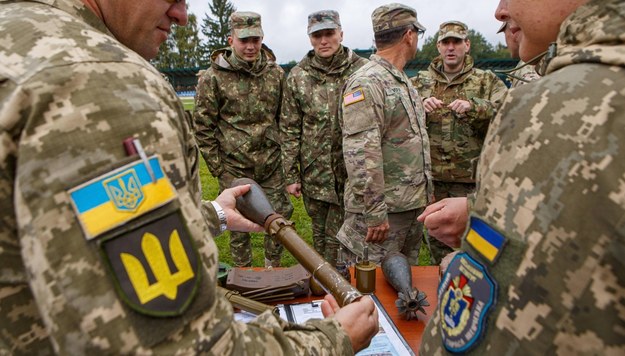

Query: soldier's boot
264 258 280 268
264 233 282 268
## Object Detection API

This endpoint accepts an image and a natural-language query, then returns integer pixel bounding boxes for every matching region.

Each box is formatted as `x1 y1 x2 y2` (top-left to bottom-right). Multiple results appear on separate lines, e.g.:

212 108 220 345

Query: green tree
152 33 175 69
152 8 202 70
491 42 513 59
200 0 236 66
416 35 439 61
416 29 497 61
171 12 202 68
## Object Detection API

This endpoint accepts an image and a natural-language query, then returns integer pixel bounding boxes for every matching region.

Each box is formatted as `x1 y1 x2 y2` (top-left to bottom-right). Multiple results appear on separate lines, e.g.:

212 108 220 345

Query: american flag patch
343 88 365 106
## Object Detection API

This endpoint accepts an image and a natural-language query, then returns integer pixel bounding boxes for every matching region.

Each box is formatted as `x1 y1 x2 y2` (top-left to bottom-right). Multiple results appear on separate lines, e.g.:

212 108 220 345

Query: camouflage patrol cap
371 3 426 34
438 20 468 42
497 21 507 34
307 10 341 35
229 11 263 38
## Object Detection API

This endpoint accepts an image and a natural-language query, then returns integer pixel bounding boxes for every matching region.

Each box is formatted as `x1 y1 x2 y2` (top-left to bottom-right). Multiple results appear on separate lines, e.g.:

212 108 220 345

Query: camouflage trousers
302 197 343 267
217 168 293 267
427 181 475 265
336 208 424 265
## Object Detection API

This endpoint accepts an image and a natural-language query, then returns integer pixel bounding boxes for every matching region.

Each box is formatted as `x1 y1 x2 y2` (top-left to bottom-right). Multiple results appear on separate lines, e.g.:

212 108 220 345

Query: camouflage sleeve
341 80 388 226
467 70 508 121
193 71 224 177
279 72 302 185
200 200 223 237
0 79 55 353
227 309 354 356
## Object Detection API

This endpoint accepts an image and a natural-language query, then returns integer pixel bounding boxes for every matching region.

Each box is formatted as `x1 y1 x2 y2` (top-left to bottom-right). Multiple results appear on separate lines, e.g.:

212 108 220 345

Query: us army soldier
337 3 433 265
411 21 507 265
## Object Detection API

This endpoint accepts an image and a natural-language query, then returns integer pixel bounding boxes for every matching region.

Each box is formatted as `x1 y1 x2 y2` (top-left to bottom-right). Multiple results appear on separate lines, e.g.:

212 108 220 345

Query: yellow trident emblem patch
101 211 200 316
121 230 194 304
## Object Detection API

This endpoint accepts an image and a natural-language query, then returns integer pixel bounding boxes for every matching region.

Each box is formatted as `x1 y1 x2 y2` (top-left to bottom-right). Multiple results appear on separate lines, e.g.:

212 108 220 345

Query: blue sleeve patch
438 252 497 353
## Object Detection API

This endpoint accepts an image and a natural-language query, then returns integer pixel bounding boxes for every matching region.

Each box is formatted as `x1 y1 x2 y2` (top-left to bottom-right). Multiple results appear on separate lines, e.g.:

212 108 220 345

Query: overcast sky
187 0 505 64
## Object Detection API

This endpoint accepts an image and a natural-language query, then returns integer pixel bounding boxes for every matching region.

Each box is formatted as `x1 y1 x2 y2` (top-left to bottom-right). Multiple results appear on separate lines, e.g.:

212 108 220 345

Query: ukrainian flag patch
69 155 177 239
466 217 506 263
343 88 365 106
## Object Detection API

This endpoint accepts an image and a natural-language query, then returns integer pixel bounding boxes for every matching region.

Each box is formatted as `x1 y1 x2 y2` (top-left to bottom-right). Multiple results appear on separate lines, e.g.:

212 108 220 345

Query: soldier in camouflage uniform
337 3 433 265
280 10 368 267
411 21 507 265
0 0 379 354
420 0 625 353
496 19 540 88
194 11 293 268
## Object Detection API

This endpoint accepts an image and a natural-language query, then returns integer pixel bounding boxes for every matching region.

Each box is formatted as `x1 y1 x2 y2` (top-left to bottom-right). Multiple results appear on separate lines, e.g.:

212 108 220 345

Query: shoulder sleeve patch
343 88 365 106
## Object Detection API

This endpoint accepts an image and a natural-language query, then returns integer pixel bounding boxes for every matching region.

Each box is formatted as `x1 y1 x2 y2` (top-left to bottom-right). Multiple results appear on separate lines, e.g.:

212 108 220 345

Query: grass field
198 159 432 267
199 160 313 267
180 96 195 112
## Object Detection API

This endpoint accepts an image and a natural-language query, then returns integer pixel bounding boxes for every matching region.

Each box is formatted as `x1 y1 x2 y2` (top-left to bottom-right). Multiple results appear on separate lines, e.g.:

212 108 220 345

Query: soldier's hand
417 197 468 248
321 294 378 353
214 185 264 233
448 99 472 115
423 97 444 113
286 183 302 198
365 220 390 243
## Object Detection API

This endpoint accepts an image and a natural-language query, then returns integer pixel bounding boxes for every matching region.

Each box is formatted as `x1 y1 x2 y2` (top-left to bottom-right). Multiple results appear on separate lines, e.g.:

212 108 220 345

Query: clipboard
234 295 414 356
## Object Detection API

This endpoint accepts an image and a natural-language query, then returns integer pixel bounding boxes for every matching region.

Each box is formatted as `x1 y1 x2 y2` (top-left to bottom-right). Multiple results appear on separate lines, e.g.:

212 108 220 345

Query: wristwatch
210 201 228 233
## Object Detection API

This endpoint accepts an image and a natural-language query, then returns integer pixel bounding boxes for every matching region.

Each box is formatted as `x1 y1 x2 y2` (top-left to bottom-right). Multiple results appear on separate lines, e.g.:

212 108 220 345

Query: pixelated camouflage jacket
411 55 507 183
0 0 352 354
340 55 432 226
194 45 285 180
420 0 625 354
280 46 367 204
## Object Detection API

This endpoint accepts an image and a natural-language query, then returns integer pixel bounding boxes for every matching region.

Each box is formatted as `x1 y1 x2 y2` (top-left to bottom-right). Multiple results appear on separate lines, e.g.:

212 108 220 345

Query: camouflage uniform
281 10 368 267
338 53 432 265
509 60 541 88
0 0 351 354
194 12 293 267
411 25 507 264
420 0 625 354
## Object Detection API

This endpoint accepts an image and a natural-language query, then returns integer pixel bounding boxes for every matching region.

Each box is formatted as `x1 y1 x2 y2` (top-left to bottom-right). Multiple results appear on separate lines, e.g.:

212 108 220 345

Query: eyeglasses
413 25 425 39
164 0 184 4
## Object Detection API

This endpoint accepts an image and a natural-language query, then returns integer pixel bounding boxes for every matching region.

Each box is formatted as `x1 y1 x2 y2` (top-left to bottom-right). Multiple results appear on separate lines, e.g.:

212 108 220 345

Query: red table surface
281 265 440 354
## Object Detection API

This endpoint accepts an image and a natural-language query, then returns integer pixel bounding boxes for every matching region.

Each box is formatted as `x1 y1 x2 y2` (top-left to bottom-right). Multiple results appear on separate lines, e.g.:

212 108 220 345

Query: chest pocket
387 86 420 134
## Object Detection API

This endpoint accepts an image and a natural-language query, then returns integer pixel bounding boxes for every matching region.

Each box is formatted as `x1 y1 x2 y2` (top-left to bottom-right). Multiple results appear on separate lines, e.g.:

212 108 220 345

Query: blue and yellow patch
438 253 496 353
343 88 365 106
69 156 177 239
466 217 506 263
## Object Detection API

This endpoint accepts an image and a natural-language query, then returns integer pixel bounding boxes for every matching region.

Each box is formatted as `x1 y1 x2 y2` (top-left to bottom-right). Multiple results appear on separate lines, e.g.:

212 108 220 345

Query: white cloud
188 0 505 63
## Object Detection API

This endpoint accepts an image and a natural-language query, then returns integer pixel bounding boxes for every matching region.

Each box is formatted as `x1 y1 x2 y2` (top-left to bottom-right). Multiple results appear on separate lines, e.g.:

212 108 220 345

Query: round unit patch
438 252 497 353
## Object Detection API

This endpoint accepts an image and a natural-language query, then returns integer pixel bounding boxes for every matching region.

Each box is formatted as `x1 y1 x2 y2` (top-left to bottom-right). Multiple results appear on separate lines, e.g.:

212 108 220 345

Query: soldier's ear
227 36 233 46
